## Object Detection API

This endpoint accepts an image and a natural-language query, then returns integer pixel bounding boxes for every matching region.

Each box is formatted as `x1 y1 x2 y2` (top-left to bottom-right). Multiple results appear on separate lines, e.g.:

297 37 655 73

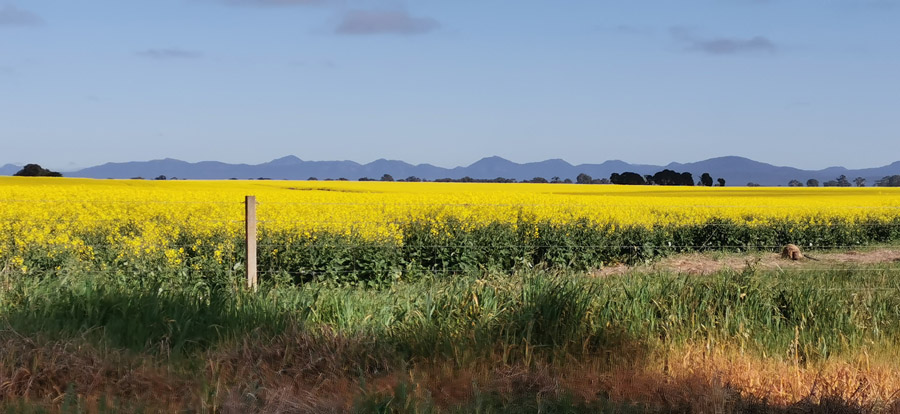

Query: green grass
3 262 899 361
2 262 900 412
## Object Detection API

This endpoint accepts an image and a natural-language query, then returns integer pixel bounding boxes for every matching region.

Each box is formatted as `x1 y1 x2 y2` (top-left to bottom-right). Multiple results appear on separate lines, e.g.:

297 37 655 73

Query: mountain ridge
4 156 899 186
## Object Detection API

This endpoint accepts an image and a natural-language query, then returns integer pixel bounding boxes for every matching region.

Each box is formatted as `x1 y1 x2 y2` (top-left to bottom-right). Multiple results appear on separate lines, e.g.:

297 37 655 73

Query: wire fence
4 196 900 287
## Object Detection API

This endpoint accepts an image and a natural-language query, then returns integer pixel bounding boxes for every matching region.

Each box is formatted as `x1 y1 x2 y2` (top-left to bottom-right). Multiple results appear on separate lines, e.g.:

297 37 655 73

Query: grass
2 261 900 412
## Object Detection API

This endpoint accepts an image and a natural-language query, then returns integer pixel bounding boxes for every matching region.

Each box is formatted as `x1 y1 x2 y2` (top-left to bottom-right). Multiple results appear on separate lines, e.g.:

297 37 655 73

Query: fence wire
4 197 900 281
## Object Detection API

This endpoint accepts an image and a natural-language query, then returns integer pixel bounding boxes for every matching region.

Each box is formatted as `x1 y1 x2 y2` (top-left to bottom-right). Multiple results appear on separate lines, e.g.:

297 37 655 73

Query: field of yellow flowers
3 177 900 282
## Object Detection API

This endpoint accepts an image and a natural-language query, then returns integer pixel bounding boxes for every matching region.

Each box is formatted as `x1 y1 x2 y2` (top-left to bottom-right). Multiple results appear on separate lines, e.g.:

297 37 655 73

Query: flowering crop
3 177 900 280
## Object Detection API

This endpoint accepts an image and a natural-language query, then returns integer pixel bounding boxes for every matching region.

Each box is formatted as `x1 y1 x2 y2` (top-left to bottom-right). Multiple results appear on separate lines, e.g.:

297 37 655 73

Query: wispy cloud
0 4 42 26
137 48 203 59
670 27 776 55
336 10 439 35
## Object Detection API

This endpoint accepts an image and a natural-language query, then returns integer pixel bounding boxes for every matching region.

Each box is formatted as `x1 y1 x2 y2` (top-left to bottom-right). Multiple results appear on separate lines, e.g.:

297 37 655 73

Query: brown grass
0 333 191 410
3 331 900 412
202 336 900 413
595 247 900 277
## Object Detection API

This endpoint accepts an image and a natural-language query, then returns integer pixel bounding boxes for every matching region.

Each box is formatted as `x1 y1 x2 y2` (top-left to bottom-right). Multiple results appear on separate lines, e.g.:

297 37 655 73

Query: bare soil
594 247 900 277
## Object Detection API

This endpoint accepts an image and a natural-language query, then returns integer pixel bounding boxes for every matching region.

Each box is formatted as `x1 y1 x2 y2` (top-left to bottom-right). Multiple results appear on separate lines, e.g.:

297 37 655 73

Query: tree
591 178 610 184
747 182 761 187
824 175 851 187
403 176 422 182
14 164 62 177
806 179 819 187
853 177 866 187
647 169 693 186
528 177 548 183
717 178 725 187
307 177 318 181
837 175 851 187
788 179 803 187
876 175 900 187
563 178 573 184
358 177 375 181
380 174 394 182
154 175 167 180
550 176 561 183
700 173 713 187
610 172 647 185
576 173 593 184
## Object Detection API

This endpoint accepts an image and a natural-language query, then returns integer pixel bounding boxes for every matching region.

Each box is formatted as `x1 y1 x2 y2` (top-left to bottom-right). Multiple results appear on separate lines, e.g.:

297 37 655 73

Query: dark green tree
700 173 714 187
717 178 725 187
837 175 851 187
576 173 592 184
648 169 693 186
610 172 647 185
14 164 62 177
788 179 803 187
806 178 819 187
876 175 900 187
853 177 866 187
380 174 394 182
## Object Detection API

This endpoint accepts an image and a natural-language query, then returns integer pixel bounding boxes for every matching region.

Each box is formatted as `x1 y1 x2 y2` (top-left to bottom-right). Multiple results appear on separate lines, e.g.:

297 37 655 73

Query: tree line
606 170 724 186
12 162 900 187
785 175 900 187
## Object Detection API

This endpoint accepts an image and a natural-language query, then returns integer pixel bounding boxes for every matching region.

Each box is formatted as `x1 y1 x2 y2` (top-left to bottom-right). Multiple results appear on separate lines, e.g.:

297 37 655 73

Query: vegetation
4 178 900 283
877 175 900 187
2 262 900 412
3 178 900 411
13 164 62 177
824 175 853 187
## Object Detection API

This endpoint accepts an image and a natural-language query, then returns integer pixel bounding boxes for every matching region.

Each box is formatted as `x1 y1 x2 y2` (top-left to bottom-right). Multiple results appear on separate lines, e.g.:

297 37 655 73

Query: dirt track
595 247 900 277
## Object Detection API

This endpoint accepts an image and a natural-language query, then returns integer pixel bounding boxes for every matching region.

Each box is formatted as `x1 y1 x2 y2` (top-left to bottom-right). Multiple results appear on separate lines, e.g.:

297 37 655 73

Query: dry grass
3 332 900 413
595 247 900 277
0 333 191 411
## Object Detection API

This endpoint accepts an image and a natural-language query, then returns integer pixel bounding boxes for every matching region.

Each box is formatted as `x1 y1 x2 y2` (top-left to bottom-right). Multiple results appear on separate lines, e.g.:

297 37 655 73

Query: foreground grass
2 261 900 412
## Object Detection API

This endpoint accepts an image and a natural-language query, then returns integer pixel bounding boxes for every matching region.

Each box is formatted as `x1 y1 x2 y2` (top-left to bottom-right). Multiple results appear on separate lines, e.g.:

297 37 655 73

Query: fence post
245 195 257 291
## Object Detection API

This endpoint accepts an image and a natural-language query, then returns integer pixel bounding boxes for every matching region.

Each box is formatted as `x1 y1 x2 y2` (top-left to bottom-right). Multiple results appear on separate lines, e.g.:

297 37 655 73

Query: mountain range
3 156 900 187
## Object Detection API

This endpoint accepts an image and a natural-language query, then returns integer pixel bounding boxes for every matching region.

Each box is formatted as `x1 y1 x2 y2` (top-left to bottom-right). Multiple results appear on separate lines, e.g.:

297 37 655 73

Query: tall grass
3 262 899 360
2 262 900 411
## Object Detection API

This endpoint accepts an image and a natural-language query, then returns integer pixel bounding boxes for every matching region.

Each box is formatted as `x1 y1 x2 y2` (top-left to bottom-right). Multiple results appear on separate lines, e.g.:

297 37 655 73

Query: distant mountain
0 164 21 175
5 156 898 186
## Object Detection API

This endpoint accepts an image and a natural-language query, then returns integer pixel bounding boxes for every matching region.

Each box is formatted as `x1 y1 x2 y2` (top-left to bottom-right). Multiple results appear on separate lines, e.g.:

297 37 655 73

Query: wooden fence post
245 195 257 290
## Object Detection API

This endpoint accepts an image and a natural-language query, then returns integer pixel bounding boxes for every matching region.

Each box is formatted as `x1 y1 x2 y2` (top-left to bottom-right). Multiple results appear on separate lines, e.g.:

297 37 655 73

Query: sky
2 0 899 171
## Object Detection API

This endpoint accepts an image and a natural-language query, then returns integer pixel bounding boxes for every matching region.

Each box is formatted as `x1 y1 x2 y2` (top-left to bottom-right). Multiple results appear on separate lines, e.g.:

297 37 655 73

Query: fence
3 192 900 291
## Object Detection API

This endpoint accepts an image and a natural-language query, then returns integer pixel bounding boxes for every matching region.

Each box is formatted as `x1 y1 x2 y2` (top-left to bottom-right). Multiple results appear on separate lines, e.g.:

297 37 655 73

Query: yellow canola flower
1 177 900 268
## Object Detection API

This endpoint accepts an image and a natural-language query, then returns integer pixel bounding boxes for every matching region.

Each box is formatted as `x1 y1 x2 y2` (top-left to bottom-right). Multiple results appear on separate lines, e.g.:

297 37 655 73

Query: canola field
3 177 900 282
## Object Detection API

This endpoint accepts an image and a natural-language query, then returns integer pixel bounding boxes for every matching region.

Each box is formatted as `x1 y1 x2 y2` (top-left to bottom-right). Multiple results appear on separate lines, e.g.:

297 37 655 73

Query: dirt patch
594 247 900 277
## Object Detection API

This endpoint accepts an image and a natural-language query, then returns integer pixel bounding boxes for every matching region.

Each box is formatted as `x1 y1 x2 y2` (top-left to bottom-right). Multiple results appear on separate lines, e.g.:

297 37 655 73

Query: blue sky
2 0 898 171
